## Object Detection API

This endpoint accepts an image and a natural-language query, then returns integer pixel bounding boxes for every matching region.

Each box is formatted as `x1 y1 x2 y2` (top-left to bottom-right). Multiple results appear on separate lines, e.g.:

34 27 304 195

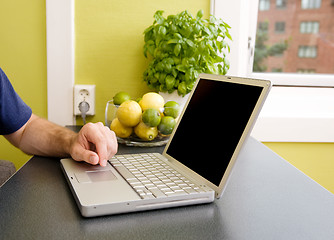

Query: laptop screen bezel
162 73 272 198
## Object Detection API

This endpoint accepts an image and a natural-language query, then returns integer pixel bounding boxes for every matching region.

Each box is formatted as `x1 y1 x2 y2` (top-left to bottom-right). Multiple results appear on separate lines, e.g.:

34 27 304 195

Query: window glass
276 0 287 8
298 46 317 58
301 0 322 9
275 21 285 33
259 0 271 10
253 0 334 74
300 21 319 33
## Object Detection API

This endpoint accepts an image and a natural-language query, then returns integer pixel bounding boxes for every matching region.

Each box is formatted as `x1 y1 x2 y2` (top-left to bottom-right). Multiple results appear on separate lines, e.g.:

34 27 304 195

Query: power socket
74 85 95 115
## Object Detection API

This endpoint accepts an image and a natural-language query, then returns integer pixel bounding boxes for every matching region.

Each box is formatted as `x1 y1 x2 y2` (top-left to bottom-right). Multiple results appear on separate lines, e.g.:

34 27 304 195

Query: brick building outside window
255 0 334 74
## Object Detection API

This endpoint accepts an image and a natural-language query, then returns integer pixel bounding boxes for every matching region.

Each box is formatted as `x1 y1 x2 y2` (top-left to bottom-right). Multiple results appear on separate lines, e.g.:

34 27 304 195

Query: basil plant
143 10 232 96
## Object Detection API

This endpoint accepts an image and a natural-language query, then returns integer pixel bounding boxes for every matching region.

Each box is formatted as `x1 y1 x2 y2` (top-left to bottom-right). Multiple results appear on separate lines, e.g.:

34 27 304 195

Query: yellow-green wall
0 0 47 169
74 0 211 124
0 0 333 196
263 142 334 194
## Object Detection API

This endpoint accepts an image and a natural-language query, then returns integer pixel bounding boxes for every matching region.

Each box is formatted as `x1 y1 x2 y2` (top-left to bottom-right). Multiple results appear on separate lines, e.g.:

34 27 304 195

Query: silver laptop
61 74 271 217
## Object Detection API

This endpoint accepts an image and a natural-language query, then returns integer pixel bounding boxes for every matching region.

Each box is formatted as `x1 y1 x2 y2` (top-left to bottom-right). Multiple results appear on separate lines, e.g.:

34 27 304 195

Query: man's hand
69 122 118 166
5 114 118 166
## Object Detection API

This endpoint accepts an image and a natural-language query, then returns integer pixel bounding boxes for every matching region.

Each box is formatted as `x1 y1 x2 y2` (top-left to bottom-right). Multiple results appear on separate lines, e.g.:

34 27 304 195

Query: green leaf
155 62 164 72
224 22 231 29
171 68 178 78
224 58 230 68
159 72 167 83
185 39 195 48
167 39 180 44
150 74 158 83
170 24 178 33
143 25 154 35
165 75 175 90
186 81 195 92
214 55 223 62
218 64 224 74
196 10 204 19
158 26 167 36
154 72 160 80
223 65 228 75
173 33 182 39
167 14 176 22
164 63 172 73
203 27 212 37
159 84 167 92
148 45 155 57
143 46 148 58
194 24 201 34
226 31 232 40
177 81 187 96
154 10 165 24
173 57 180 65
176 64 187 73
174 43 181 56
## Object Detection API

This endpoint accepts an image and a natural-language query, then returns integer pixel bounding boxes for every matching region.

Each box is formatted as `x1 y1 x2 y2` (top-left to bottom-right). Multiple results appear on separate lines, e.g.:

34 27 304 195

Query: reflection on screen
166 78 263 186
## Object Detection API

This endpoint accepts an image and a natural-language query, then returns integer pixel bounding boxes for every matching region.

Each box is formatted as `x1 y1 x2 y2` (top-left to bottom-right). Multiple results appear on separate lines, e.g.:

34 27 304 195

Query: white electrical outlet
74 85 95 116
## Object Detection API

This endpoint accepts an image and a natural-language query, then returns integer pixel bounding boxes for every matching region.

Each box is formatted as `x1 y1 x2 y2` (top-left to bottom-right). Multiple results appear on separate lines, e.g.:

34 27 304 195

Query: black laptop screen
166 78 264 186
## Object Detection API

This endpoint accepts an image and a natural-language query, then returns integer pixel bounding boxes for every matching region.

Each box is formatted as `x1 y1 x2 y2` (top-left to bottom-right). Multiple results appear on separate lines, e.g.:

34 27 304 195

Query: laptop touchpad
75 170 117 183
87 170 117 182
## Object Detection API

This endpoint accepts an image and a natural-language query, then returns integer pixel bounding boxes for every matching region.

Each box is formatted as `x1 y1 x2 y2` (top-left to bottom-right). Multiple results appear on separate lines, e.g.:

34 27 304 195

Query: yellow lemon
134 121 158 141
116 100 142 127
139 92 165 112
110 118 133 138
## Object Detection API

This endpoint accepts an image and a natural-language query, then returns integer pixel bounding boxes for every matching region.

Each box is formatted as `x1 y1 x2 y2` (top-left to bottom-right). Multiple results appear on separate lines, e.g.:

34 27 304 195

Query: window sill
251 72 334 87
251 86 334 142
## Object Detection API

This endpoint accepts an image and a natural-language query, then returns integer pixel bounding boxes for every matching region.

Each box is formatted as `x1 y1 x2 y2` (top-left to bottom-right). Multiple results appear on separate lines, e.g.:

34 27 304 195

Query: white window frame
46 0 75 126
213 0 334 142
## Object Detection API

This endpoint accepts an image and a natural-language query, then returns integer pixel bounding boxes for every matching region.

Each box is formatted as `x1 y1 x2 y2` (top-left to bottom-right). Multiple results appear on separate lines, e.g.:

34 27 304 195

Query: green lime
113 91 131 105
158 116 176 135
163 101 180 118
142 108 161 127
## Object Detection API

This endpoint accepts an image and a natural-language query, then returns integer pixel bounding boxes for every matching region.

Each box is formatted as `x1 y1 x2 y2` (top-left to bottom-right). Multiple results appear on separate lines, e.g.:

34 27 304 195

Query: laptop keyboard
109 153 208 199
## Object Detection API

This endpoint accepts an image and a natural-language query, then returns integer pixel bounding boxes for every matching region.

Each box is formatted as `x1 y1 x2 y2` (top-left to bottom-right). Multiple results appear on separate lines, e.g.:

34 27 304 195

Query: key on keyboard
109 153 206 199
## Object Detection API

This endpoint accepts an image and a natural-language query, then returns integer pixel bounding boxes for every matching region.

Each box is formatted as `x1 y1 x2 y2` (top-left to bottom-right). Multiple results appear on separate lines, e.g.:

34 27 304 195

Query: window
253 0 334 76
259 0 270 10
297 69 316 73
276 0 287 9
271 67 283 72
275 22 285 33
301 0 322 9
298 46 317 58
300 21 319 34
214 0 334 142
258 22 269 33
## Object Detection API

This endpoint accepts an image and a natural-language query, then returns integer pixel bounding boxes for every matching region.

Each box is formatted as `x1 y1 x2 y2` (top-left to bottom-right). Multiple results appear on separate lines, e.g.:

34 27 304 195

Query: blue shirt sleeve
0 68 32 135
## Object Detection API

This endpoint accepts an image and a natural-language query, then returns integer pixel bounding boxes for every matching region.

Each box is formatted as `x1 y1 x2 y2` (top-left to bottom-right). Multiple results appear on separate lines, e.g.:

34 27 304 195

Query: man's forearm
5 113 118 166
5 114 77 157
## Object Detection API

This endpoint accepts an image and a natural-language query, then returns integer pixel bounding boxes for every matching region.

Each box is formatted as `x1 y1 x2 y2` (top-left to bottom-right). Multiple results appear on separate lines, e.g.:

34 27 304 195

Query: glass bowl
105 100 170 147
